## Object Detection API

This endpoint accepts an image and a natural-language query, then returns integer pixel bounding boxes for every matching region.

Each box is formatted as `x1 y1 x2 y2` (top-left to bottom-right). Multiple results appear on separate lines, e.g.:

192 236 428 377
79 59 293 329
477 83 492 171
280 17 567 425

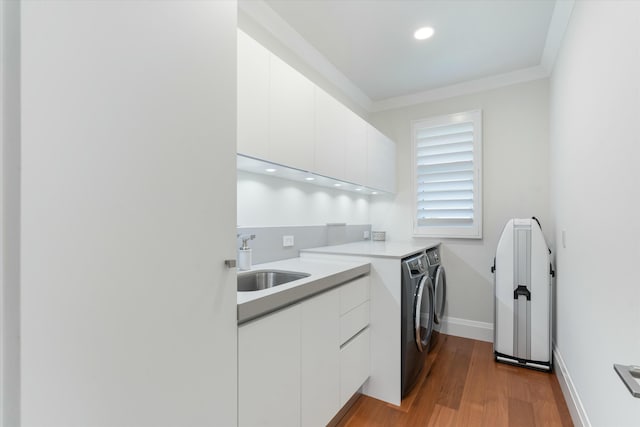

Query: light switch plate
283 235 294 247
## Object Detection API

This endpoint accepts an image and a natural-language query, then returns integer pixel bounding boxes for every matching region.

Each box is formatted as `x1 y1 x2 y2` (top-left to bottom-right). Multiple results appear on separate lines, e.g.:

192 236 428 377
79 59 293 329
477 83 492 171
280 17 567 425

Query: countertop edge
237 263 370 325
300 241 440 258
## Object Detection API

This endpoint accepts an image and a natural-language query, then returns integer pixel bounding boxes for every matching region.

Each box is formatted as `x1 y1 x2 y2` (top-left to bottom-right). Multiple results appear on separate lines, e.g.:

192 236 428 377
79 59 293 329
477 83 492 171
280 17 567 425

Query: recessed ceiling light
355 188 362 191
371 191 378 195
414 26 434 40
265 168 277 173
334 183 342 187
305 177 315 181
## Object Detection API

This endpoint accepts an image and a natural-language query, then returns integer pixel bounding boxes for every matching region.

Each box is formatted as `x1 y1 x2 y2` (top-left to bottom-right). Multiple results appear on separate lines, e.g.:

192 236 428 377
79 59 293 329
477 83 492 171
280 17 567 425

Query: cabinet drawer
340 327 370 406
340 301 369 346
340 275 370 315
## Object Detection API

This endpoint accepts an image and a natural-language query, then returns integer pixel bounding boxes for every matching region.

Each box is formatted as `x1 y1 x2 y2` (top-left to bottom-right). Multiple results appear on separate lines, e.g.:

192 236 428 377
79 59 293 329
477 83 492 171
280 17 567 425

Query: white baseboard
439 316 493 343
553 345 591 427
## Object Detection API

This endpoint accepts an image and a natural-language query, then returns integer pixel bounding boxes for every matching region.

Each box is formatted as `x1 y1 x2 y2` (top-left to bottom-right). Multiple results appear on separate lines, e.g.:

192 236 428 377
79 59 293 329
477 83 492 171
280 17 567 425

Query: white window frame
411 110 482 239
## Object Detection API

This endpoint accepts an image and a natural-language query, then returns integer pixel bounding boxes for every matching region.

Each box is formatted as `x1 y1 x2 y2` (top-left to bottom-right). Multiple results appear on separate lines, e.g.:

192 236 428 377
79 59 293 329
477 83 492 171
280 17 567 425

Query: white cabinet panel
237 30 269 159
269 54 315 171
367 127 397 193
301 289 340 427
340 275 370 315
340 328 371 406
340 302 370 346
314 87 347 179
239 305 301 427
345 113 368 185
20 2 238 426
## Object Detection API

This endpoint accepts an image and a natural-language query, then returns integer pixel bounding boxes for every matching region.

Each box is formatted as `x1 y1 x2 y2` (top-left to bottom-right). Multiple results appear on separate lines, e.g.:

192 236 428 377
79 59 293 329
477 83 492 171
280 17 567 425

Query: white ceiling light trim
371 65 548 112
540 0 575 73
238 0 373 112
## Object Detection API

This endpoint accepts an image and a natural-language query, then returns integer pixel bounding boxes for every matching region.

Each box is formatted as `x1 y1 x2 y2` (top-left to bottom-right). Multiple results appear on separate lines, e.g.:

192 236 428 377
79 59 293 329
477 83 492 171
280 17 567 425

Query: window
412 110 482 239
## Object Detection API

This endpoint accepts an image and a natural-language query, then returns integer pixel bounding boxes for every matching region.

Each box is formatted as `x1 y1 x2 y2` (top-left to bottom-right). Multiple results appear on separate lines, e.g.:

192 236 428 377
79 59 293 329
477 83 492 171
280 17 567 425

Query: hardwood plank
549 369 574 426
455 341 491 426
427 404 457 427
335 394 404 427
337 334 574 427
529 370 564 427
480 355 510 427
403 335 460 425
436 338 474 410
509 397 536 427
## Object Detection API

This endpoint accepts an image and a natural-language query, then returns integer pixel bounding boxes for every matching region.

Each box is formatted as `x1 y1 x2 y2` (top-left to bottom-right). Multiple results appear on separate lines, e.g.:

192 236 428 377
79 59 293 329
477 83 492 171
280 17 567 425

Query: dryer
426 246 446 351
400 252 434 397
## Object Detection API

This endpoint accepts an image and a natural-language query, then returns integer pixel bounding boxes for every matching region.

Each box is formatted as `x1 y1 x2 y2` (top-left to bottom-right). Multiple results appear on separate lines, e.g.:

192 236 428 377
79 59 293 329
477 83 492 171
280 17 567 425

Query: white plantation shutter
412 111 482 238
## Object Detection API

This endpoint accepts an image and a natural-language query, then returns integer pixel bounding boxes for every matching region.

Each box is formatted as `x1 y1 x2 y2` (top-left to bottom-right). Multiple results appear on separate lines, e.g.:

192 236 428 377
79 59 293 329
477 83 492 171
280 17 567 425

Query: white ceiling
241 0 573 111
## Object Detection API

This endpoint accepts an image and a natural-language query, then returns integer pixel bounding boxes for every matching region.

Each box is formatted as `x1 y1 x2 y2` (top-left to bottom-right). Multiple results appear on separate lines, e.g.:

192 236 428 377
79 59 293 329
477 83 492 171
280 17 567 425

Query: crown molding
541 0 575 74
240 0 574 114
371 65 549 112
238 0 373 112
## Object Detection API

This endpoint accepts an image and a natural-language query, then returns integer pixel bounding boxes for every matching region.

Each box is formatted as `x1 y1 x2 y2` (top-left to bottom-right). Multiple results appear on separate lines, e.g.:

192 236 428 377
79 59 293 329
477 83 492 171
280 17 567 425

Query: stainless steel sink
237 270 310 292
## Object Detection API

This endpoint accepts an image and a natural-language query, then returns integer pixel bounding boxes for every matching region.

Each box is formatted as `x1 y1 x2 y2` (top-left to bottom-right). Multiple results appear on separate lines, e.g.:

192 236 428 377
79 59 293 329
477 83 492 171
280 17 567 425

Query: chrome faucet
238 234 255 250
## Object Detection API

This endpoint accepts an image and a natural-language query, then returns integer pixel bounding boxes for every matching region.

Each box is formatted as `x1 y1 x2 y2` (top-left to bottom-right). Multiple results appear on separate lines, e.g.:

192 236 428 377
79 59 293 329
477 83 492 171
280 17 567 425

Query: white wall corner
238 0 373 112
540 0 576 74
440 316 493 343
370 65 549 112
553 344 592 427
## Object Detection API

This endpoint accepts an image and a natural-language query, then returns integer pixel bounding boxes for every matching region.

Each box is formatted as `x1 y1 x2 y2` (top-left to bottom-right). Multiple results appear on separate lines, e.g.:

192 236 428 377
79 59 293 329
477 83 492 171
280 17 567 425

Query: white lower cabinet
340 328 371 406
239 305 301 427
301 288 340 427
239 276 370 427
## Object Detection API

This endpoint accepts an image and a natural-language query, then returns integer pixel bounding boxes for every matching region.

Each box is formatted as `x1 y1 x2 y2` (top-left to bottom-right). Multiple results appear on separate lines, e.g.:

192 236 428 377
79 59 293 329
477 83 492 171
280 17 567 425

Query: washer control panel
426 247 441 267
405 254 428 276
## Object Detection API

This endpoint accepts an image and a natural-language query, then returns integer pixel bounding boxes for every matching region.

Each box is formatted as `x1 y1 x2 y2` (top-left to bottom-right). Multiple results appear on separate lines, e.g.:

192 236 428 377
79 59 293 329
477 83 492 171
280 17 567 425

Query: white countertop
237 257 370 324
300 240 440 259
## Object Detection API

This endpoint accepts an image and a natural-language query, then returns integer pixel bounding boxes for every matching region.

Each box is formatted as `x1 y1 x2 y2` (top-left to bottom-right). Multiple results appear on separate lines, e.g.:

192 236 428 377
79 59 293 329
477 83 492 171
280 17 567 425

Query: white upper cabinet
345 113 368 185
237 30 396 193
367 127 397 193
314 87 347 179
237 30 269 159
269 53 315 172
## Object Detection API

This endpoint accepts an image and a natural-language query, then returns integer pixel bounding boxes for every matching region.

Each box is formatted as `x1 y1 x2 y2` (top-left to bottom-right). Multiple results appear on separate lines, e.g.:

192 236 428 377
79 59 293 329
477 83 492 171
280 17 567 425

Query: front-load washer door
433 266 447 325
414 276 435 352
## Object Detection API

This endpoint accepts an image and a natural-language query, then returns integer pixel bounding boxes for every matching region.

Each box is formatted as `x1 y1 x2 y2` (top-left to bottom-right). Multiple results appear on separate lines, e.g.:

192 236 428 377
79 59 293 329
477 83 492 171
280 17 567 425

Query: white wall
550 2 640 425
1 1 21 425
238 171 370 226
370 79 550 327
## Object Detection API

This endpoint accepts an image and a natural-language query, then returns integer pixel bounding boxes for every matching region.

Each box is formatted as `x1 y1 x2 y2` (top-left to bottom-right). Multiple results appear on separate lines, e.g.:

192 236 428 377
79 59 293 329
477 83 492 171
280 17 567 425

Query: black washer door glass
414 276 434 352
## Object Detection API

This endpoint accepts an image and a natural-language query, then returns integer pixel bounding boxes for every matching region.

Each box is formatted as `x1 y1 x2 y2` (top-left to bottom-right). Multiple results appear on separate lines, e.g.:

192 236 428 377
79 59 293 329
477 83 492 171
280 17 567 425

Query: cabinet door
301 288 340 427
239 305 301 427
269 54 315 171
20 2 238 426
237 30 269 159
340 328 371 406
366 127 397 193
345 113 368 185
314 88 347 179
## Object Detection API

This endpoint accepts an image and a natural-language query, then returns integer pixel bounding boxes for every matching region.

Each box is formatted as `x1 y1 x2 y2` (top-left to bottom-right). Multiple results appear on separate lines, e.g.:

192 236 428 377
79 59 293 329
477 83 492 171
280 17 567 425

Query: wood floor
336 334 573 427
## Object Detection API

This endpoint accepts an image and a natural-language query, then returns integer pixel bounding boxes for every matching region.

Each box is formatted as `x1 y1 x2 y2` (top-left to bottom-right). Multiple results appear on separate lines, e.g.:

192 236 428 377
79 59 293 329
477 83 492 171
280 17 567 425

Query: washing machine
400 252 434 397
426 245 446 352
